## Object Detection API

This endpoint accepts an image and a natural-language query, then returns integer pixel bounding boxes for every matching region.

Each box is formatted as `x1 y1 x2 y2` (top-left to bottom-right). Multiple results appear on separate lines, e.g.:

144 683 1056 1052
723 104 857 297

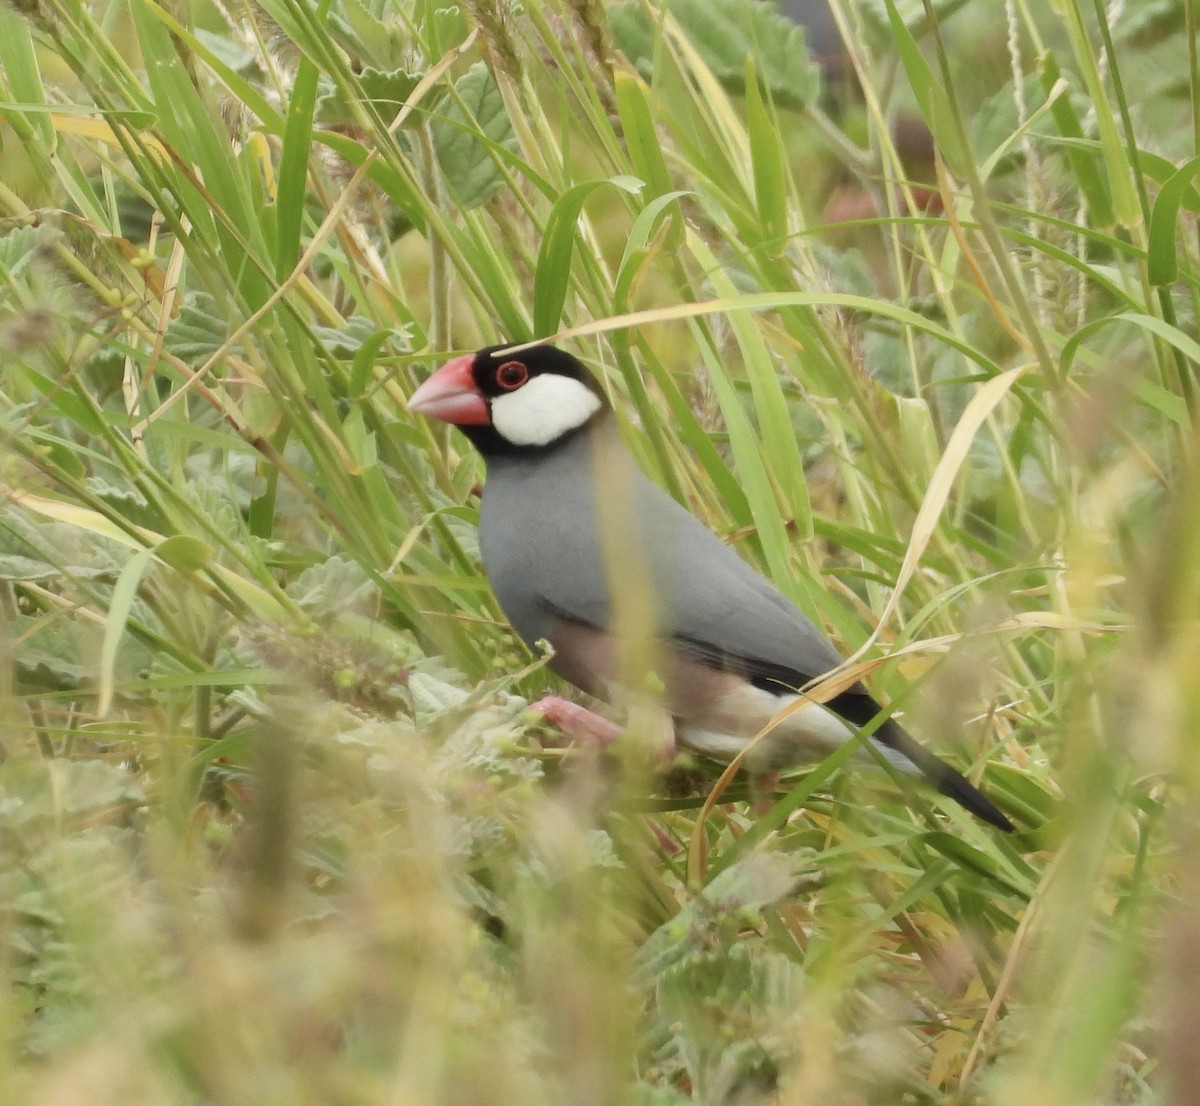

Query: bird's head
407 344 610 456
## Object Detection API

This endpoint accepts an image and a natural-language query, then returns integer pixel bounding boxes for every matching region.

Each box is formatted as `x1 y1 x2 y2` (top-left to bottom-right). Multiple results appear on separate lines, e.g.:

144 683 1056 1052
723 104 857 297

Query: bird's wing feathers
480 436 849 691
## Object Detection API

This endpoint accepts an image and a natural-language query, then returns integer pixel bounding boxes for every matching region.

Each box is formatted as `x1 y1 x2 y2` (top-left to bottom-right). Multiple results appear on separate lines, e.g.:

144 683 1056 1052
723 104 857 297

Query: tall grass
0 0 1192 1101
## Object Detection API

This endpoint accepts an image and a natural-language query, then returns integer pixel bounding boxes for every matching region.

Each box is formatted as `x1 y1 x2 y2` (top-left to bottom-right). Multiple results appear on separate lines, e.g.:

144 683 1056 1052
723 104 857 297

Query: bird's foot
527 695 676 764
527 695 624 748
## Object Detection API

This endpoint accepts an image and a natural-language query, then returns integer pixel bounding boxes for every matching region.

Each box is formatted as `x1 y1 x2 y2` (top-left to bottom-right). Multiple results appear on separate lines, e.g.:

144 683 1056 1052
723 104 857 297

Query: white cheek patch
490 374 603 447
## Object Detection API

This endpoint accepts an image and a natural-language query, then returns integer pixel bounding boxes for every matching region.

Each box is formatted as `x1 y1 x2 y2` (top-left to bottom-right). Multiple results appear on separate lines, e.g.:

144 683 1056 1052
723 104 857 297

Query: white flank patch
490 374 603 447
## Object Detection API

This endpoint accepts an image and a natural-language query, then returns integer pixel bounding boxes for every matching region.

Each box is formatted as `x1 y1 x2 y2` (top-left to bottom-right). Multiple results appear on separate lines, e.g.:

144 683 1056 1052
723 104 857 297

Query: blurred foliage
0 0 1195 1103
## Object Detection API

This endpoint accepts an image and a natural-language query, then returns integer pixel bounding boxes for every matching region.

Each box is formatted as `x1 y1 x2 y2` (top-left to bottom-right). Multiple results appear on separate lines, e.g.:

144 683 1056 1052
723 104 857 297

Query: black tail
831 692 1015 832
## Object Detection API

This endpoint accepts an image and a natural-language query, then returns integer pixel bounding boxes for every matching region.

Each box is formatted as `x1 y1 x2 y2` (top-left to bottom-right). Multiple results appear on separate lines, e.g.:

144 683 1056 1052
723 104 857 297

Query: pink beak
407 354 490 426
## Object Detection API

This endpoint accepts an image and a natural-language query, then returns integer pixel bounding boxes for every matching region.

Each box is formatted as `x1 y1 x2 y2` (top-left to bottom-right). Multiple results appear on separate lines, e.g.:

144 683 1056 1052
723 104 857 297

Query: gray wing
479 438 847 688
625 476 849 687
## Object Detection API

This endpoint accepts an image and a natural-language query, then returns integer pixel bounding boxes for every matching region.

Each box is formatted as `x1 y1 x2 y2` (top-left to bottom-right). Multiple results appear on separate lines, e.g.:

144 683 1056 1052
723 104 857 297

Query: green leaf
432 62 518 209
611 0 821 112
163 292 230 364
533 176 643 336
882 0 968 178
353 66 426 123
613 190 691 314
1054 0 1140 228
193 28 258 73
11 616 100 690
614 70 674 202
132 0 270 302
1061 312 1200 381
1038 137 1200 216
920 833 1033 897
350 326 406 395
0 223 64 282
1147 154 1200 285
685 238 813 552
1116 0 1183 48
0 7 54 150
744 55 787 249
98 548 155 717
155 535 214 573
1039 50 1114 228
0 759 145 826
312 315 394 358
341 0 409 69
0 554 69 582
425 5 469 56
317 67 426 127
288 554 375 617
275 56 320 279
148 12 284 133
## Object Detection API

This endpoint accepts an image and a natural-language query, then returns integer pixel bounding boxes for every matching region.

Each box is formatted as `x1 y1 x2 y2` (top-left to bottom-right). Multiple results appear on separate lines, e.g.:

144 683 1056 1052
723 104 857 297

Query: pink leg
528 695 624 748
528 696 680 767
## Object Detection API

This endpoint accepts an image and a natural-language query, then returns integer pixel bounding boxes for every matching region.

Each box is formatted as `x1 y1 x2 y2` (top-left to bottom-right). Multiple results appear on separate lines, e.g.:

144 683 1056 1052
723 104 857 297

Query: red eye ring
495 359 529 391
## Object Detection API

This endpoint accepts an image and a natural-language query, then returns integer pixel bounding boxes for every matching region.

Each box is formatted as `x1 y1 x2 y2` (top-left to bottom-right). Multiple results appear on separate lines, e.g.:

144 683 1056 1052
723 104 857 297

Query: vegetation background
0 0 1194 1102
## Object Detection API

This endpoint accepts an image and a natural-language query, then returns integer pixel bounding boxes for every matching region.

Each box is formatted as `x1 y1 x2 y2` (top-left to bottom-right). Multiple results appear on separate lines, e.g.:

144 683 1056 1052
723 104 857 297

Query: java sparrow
408 344 1013 831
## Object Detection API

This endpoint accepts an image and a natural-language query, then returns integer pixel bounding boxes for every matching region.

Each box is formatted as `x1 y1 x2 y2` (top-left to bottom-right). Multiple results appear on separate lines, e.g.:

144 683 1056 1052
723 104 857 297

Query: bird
407 343 1014 831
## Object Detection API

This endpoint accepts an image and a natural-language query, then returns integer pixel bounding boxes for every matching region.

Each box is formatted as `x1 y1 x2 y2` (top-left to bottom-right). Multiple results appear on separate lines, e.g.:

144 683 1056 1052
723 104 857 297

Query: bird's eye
495 360 529 391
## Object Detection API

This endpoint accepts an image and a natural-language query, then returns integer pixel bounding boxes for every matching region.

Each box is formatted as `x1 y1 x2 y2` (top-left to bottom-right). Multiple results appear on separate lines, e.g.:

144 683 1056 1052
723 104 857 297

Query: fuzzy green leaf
288 554 376 617
426 5 469 56
163 292 230 364
317 67 426 126
611 0 821 112
0 224 63 281
0 760 145 825
341 0 410 69
432 62 517 209
312 315 394 357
